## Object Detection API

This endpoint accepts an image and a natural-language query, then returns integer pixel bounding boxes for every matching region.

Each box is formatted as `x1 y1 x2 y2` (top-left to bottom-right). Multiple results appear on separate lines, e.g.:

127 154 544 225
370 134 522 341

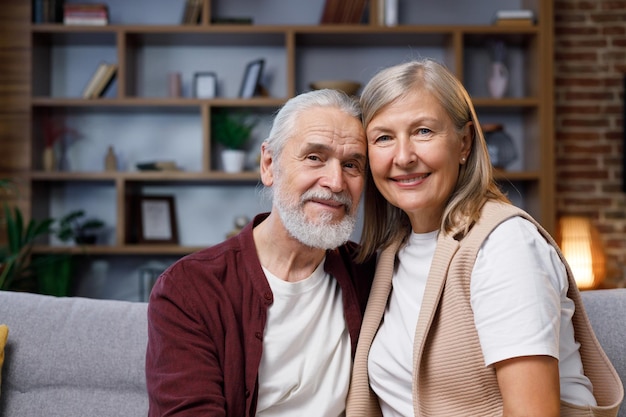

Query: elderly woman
347 58 622 417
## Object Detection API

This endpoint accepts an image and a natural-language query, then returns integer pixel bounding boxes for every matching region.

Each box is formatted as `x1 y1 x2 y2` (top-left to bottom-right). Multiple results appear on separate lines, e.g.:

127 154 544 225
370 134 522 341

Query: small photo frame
193 72 217 98
137 195 179 244
238 59 264 98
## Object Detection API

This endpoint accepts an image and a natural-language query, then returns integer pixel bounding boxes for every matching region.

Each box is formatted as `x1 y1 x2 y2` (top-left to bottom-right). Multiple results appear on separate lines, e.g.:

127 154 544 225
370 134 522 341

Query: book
33 0 64 23
64 3 109 25
82 62 109 98
90 63 117 98
181 0 202 24
320 0 366 24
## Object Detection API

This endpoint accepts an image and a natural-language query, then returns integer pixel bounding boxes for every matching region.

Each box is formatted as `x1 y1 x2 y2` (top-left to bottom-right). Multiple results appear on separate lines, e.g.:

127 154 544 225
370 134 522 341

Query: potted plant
211 110 257 173
56 210 105 245
0 179 104 295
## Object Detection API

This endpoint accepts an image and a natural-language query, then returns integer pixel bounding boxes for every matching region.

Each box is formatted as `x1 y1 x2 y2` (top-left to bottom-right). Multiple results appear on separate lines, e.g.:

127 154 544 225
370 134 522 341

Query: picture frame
238 59 264 98
136 195 179 244
193 71 217 98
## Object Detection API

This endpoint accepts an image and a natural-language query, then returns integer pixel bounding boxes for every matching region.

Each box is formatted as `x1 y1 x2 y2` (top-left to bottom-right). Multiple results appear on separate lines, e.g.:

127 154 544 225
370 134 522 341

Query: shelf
29 171 261 182
32 244 206 256
31 97 287 107
24 0 554 277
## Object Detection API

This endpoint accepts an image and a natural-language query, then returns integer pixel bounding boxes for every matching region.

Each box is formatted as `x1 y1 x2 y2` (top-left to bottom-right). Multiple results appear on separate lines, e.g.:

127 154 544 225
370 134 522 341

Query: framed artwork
136 195 179 244
193 72 217 98
238 59 264 98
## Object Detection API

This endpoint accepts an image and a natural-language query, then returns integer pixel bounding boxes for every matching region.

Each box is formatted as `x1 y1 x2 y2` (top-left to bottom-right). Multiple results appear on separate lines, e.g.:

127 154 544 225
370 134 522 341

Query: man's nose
320 161 344 193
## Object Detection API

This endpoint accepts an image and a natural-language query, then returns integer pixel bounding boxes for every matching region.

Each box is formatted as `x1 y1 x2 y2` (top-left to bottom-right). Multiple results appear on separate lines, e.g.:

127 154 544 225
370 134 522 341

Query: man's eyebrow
301 142 366 163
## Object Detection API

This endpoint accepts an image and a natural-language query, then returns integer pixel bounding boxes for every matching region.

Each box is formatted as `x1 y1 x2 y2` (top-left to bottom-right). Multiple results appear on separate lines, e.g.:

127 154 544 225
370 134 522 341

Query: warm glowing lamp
557 216 606 290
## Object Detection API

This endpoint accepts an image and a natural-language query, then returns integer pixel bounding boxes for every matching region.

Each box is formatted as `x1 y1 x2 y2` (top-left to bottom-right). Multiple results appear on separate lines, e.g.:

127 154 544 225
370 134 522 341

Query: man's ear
259 142 274 187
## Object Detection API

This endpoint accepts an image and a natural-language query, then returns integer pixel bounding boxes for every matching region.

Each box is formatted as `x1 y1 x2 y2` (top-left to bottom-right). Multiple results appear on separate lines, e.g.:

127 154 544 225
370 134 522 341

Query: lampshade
557 216 606 290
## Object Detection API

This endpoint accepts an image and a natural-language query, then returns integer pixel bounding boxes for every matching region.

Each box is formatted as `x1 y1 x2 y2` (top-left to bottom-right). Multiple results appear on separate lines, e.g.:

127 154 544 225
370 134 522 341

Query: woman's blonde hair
357 58 509 261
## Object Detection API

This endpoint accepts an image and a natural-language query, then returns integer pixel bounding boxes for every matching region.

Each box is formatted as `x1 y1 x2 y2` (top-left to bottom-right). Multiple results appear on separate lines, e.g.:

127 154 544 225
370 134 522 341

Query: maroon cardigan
145 213 375 417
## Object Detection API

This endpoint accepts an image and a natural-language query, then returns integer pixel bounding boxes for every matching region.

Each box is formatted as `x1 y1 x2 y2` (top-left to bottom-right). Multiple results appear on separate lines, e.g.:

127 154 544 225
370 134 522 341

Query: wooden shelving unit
26 0 554 260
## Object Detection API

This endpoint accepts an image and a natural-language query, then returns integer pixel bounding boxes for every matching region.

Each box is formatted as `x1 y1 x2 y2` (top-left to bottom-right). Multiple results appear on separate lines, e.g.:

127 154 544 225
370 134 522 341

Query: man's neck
253 212 327 282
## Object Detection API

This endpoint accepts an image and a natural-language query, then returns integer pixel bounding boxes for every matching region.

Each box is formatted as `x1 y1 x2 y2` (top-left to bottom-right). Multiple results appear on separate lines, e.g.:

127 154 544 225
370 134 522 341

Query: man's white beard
273 182 357 250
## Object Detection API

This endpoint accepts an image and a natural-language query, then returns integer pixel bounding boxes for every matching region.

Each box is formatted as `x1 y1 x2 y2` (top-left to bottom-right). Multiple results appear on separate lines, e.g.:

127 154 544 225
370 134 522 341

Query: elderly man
146 89 375 417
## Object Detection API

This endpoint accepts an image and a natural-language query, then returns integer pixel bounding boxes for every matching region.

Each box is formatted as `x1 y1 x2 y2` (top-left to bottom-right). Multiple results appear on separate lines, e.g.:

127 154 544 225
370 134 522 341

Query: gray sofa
0 291 148 417
0 288 624 417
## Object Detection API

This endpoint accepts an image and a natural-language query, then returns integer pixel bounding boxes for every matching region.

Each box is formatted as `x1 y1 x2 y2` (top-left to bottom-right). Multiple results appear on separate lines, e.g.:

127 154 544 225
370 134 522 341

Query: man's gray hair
263 89 361 161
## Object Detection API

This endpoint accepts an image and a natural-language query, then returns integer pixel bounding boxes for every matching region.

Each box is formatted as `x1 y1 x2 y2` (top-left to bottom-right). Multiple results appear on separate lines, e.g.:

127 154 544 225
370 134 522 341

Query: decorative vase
42 146 56 172
221 149 247 173
487 61 509 98
485 127 518 169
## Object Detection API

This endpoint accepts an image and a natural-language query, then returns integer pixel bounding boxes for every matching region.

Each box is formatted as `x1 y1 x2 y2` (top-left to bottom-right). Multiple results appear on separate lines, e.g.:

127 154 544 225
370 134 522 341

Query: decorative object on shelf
221 150 247 174
239 59 265 98
211 17 253 25
493 9 535 26
42 114 81 172
487 40 509 98
557 216 606 290
482 123 517 169
193 72 217 98
384 0 399 26
104 145 118 171
136 161 181 171
135 195 179 244
211 110 257 173
56 210 105 245
168 72 182 97
310 80 361 96
42 146 56 172
226 215 251 239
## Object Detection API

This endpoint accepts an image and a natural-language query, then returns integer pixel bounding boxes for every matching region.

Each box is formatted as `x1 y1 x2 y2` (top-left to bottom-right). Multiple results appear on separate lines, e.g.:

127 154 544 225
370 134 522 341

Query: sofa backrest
0 288 623 416
581 288 626 417
0 290 149 417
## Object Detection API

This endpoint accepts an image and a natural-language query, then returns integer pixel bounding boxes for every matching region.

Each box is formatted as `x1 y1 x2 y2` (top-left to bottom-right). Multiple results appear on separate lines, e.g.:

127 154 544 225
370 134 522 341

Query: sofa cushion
0 324 7 396
0 291 149 417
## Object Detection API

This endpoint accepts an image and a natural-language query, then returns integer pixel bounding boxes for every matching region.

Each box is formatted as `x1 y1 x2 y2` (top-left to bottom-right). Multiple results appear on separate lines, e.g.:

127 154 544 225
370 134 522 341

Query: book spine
64 17 108 25
32 0 45 23
82 62 108 99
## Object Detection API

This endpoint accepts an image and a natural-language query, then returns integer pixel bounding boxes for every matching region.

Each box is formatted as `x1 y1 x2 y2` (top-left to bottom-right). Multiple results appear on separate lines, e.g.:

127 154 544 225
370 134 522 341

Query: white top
256 260 351 417
369 217 596 417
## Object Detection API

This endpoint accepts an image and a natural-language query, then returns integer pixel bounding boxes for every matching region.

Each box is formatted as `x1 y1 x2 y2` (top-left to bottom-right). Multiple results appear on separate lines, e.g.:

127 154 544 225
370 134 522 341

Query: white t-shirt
256 260 351 417
369 217 596 417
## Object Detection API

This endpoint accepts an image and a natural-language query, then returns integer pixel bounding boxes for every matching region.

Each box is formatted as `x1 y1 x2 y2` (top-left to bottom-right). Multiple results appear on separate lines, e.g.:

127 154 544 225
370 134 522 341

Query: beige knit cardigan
346 201 623 417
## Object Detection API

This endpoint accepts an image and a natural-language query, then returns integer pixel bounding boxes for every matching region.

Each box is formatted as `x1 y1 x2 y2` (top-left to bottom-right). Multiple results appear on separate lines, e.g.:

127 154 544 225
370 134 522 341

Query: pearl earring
460 157 466 164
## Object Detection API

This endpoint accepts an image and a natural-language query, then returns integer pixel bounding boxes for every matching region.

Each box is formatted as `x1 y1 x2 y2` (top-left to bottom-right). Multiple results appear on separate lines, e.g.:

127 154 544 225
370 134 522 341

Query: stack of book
82 62 117 99
32 0 65 23
493 9 535 26
181 0 203 24
320 0 367 24
64 3 109 26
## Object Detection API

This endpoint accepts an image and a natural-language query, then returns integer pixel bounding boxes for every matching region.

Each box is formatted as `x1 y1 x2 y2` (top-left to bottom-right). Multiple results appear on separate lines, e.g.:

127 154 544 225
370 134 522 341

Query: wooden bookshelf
12 0 555 264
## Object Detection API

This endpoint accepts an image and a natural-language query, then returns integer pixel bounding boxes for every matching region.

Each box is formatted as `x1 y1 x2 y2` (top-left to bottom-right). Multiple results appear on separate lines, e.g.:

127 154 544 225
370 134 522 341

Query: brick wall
554 0 626 287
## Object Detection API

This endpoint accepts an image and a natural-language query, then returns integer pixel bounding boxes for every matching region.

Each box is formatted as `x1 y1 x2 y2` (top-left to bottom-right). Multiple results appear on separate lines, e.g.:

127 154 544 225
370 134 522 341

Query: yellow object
0 324 8 393
557 216 606 290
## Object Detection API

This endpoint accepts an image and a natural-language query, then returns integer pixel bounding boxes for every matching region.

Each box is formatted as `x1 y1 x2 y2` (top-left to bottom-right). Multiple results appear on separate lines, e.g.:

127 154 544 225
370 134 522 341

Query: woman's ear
259 142 274 187
460 121 474 160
